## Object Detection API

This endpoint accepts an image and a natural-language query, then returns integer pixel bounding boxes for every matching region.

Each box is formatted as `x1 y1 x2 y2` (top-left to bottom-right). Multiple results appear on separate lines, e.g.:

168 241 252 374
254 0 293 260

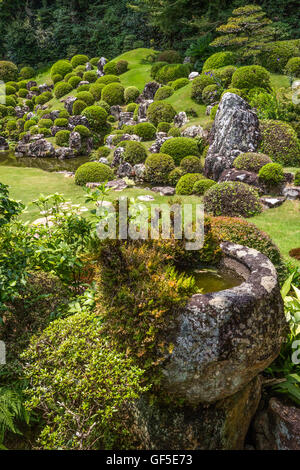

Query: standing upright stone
204 93 261 181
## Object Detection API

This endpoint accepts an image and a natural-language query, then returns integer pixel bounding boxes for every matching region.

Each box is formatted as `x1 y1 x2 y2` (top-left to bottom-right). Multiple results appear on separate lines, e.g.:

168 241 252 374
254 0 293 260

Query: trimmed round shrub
231 65 271 91
64 72 76 82
191 74 216 103
285 57 300 78
18 80 27 89
54 118 68 127
171 78 189 91
5 95 17 107
30 126 40 135
77 84 90 92
6 119 17 131
52 74 63 84
74 125 91 137
103 61 117 75
233 152 272 173
59 109 70 119
81 105 108 131
168 167 184 186
127 103 137 113
157 122 171 133
193 178 216 195
38 127 51 137
18 88 28 98
160 137 199 165
101 83 125 106
203 52 236 72
24 119 36 131
258 40 300 73
157 50 181 64
20 66 34 79
122 140 148 165
68 76 82 88
147 101 176 126
76 91 95 106
97 146 111 159
89 83 105 100
38 119 53 129
71 54 89 68
204 182 262 217
96 75 120 85
0 61 18 82
154 86 174 101
51 60 73 79
202 84 222 105
258 163 284 189
210 104 219 120
116 60 128 75
75 162 113 185
97 100 110 113
294 170 300 186
214 66 237 88
260 120 300 166
5 85 16 96
150 62 168 80
176 173 204 195
83 71 97 83
180 155 202 173
156 64 190 84
54 82 72 98
145 153 176 184
134 122 156 141
25 99 34 110
168 127 181 137
90 57 100 66
55 130 70 146
124 86 140 104
73 99 87 115
0 104 8 118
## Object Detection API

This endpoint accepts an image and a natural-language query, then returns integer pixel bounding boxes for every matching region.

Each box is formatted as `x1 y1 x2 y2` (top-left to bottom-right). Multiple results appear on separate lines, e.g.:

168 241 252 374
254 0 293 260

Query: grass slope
114 48 155 91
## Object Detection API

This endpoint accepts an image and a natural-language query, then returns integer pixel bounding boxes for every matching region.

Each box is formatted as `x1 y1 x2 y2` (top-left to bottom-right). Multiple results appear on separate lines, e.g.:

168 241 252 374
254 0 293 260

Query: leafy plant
0 387 29 449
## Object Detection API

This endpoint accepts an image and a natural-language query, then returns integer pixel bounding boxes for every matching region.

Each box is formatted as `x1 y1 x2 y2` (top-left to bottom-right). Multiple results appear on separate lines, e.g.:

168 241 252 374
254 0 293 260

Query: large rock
110 106 122 121
140 81 161 101
181 125 206 139
283 186 300 200
160 242 286 405
64 96 77 115
128 376 262 450
27 139 55 158
97 57 107 74
0 136 9 151
68 115 89 129
111 147 125 167
189 71 199 80
253 397 300 450
117 162 133 178
55 147 76 159
219 168 261 191
69 131 81 151
204 93 261 181
138 100 153 121
149 135 173 153
174 111 188 128
26 80 37 90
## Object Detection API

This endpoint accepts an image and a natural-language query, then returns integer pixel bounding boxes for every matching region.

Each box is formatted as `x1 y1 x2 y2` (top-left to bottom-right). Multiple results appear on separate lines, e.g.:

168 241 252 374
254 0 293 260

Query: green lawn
115 48 155 91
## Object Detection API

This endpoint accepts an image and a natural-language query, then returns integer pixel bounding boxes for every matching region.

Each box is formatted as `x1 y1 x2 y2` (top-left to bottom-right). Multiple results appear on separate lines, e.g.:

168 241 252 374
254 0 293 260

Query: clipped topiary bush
24 119 37 132
154 86 174 101
52 74 63 84
121 140 148 165
203 52 236 72
89 83 105 101
147 101 176 126
285 57 300 78
73 99 87 115
74 125 91 137
145 153 175 184
116 60 128 75
35 91 53 105
180 155 203 173
75 162 113 185
157 50 181 64
51 60 73 79
77 84 90 92
258 163 284 191
101 82 125 106
83 71 97 83
168 167 185 186
156 63 190 84
54 118 68 127
294 170 300 186
38 118 53 129
157 122 171 133
168 127 181 137
68 75 82 89
55 130 70 146
127 103 137 113
54 82 73 98
124 86 140 104
176 173 204 195
103 61 117 75
258 40 300 73
20 66 35 79
191 73 216 103
233 152 272 173
150 62 168 80
193 178 216 195
76 91 95 106
230 65 271 91
81 106 107 131
161 137 199 165
202 84 222 105
260 120 300 166
171 78 189 91
0 61 18 82
220 88 244 99
70 54 89 68
96 74 120 85
214 66 237 88
210 104 219 121
204 182 262 217
134 122 156 141
97 146 111 159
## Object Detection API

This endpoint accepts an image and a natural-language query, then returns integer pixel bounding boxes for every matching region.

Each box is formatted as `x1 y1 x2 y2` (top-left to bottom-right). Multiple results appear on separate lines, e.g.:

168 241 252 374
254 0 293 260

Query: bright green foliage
191 73 216 103
285 57 300 78
51 60 73 79
54 118 68 127
294 171 300 187
122 140 148 165
52 74 63 84
258 40 300 73
180 156 203 173
35 91 53 105
0 387 29 447
104 61 118 75
24 119 36 132
124 86 140 104
0 61 18 82
97 75 120 85
76 91 95 106
157 122 171 133
260 120 300 166
202 52 235 72
168 127 181 137
38 119 53 129
134 122 156 141
101 83 125 106
126 103 137 113
73 100 87 115
20 66 34 79
210 104 219 120
233 152 272 173
55 130 71 146
171 78 189 91
202 84 222 105
204 181 262 217
168 167 184 186
154 86 174 101
157 50 181 63
214 66 237 87
176 173 204 195
160 137 200 165
83 71 97 83
146 101 176 126
82 106 108 131
156 64 190 84
70 54 89 68
193 178 216 195
230 65 271 91
145 153 175 184
74 125 91 137
258 162 285 188
150 62 168 80
54 82 73 98
68 76 82 89
75 162 113 185
116 59 128 75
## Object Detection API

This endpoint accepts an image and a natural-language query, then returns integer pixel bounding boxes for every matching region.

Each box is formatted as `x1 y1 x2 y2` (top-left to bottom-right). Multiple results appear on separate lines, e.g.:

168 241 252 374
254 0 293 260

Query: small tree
210 5 275 63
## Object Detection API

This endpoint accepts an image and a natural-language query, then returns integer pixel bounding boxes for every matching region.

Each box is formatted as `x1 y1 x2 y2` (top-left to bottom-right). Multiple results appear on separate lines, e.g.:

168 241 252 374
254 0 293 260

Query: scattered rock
133 164 146 180
55 147 76 159
189 71 199 80
138 195 155 202
206 102 219 116
0 136 9 151
69 131 81 151
283 186 300 200
27 139 55 158
15 105 29 118
140 81 161 101
38 83 53 94
181 125 206 139
64 96 77 114
137 100 153 121
117 162 133 178
99 157 109 165
110 105 122 121
50 110 60 121
97 57 107 74
106 179 128 191
26 80 37 90
51 125 67 136
174 111 188 128
149 135 173 153
111 147 125 167
260 196 286 209
85 62 92 71
151 186 175 196
68 115 89 129
219 168 261 191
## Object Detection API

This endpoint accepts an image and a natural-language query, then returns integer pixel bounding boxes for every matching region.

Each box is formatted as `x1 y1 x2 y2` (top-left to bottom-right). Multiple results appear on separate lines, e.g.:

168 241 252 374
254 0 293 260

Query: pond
0 150 89 173
191 267 244 294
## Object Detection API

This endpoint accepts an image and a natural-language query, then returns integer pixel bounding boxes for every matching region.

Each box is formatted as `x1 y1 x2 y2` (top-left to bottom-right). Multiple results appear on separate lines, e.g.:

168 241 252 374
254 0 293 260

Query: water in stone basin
0 150 89 172
191 268 243 294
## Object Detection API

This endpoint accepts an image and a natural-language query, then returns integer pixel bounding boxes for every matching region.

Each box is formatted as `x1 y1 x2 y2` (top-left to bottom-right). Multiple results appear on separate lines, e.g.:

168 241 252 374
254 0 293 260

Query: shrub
101 83 125 106
25 99 34 110
82 106 108 131
77 84 90 92
203 52 236 72
97 146 111 159
54 82 73 99
35 91 53 105
202 84 222 105
73 100 87 115
124 86 140 104
75 162 113 185
210 104 219 120
30 125 40 135
204 182 262 217
180 155 203 173
5 95 17 107
258 40 300 73
230 65 271 91
221 88 244 99
233 152 272 173
74 125 91 137
20 66 34 79
24 119 36 131
258 163 284 190
147 101 176 126
116 60 128 75
156 64 190 84
89 83 105 100
64 72 76 82
18 80 27 89
191 73 216 103
160 137 199 165
38 119 53 129
122 140 148 165
97 100 110 113
55 130 71 146
96 75 120 85
157 122 171 133
127 103 137 113
145 153 175 184
0 104 8 118
0 61 18 82
51 60 73 79
285 57 300 78
214 66 237 88
168 167 184 186
68 76 82 88
70 54 89 68
150 62 168 80
157 50 181 64
6 119 17 131
176 173 204 195
18 88 28 98
38 127 51 137
90 57 100 66
193 178 216 195
168 127 181 137
154 86 174 101
52 74 63 84
5 84 16 96
76 91 95 106
171 78 189 90
103 61 117 75
134 122 156 141
294 171 300 186
260 120 300 166
83 71 97 83
54 118 68 127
